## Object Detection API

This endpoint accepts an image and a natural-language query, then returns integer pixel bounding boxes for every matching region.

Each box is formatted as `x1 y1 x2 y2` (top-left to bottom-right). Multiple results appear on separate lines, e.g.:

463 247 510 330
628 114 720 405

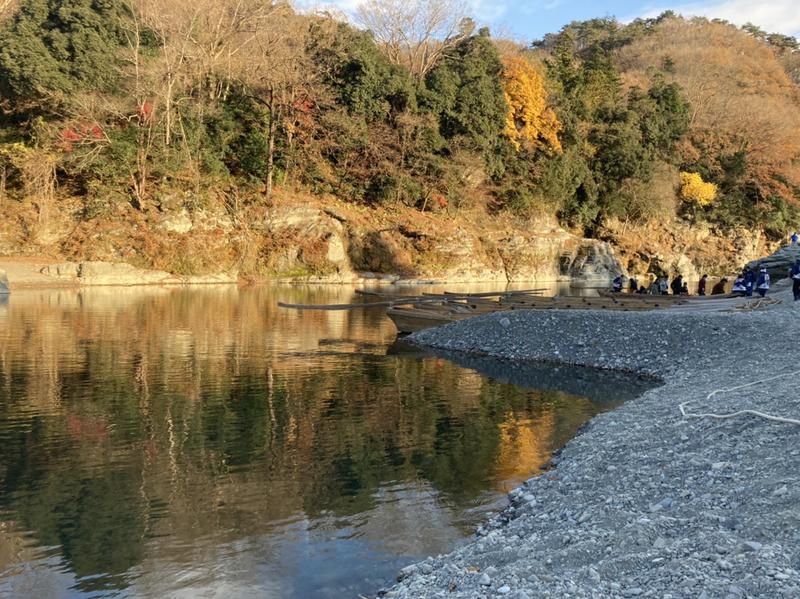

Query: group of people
611 268 773 298
609 234 800 301
612 274 693 296
729 266 772 298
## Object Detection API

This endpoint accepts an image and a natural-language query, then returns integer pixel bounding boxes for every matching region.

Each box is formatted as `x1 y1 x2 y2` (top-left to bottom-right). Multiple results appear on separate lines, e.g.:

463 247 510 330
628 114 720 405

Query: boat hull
386 307 464 333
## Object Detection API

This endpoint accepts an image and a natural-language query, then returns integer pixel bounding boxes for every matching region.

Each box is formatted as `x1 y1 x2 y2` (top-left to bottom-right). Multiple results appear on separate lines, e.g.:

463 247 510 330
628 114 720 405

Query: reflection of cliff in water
0 287 648 598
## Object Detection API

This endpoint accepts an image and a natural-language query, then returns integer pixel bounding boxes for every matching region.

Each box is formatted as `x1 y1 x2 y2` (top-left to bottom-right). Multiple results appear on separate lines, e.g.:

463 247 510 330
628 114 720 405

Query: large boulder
158 209 193 234
264 205 356 280
565 240 623 285
747 244 800 280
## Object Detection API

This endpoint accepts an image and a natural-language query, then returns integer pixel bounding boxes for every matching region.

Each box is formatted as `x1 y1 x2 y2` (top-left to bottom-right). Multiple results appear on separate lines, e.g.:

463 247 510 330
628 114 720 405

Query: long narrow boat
275 287 767 334
385 294 759 333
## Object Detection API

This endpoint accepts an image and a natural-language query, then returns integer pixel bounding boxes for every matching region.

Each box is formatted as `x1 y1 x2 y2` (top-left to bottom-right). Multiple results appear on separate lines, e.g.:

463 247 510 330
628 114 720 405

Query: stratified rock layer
39 261 238 286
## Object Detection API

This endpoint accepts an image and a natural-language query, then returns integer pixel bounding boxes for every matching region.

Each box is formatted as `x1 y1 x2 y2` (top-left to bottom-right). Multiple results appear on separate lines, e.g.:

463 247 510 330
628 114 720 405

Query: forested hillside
0 0 798 275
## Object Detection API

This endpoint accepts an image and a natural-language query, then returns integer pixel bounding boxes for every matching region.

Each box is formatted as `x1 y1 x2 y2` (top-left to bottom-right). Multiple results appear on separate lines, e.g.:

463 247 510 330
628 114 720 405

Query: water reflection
0 286 650 598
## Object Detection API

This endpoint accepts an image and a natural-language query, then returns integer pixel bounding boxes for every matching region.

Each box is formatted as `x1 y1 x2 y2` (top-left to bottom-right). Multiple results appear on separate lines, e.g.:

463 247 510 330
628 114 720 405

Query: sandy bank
384 284 800 598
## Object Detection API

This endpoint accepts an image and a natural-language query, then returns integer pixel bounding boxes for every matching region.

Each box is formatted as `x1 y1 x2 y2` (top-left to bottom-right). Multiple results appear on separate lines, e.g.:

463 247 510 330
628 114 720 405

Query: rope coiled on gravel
679 370 800 426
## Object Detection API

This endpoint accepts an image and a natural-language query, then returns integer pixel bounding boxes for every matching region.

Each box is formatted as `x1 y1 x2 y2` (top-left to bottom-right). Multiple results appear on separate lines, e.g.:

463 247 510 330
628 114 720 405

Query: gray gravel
382 282 800 598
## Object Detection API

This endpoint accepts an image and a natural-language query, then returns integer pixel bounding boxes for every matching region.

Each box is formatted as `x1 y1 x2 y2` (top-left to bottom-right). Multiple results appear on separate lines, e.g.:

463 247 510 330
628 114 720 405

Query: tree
131 0 285 146
307 19 404 120
500 54 561 153
766 33 798 54
680 171 717 206
741 22 766 41
232 4 310 203
423 28 507 151
356 0 473 81
629 79 690 156
0 0 129 105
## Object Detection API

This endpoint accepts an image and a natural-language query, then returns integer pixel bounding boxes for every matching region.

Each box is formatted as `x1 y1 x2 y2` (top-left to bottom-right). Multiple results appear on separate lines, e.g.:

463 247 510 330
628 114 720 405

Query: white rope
679 369 800 426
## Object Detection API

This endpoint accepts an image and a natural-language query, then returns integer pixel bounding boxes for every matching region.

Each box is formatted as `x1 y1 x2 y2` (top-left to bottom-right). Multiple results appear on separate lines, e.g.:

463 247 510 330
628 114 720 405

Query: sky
296 0 800 43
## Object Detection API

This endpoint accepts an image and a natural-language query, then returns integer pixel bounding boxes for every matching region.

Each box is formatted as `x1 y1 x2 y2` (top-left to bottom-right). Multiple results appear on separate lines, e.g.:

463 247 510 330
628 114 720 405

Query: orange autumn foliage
501 55 562 153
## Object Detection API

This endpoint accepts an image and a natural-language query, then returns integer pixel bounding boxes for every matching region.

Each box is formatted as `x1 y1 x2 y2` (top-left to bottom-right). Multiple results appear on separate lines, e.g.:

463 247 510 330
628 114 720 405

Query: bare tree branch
356 0 473 80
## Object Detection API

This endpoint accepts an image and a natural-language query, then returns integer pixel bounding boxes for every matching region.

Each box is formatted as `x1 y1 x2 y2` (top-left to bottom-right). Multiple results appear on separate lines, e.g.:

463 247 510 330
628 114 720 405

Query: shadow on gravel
390 339 661 403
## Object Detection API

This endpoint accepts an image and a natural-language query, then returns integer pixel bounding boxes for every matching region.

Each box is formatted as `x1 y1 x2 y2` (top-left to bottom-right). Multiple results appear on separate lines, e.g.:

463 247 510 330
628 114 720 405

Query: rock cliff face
747 244 800 280
251 203 769 285
259 206 625 283
601 219 773 283
0 194 780 286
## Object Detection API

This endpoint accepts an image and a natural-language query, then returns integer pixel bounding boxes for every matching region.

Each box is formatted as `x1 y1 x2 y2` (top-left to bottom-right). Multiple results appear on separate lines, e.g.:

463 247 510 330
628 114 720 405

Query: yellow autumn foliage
501 55 562 154
679 171 718 206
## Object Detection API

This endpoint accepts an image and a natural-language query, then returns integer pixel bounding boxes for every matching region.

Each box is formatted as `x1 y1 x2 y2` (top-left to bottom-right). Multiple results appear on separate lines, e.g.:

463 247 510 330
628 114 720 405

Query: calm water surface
0 285 650 598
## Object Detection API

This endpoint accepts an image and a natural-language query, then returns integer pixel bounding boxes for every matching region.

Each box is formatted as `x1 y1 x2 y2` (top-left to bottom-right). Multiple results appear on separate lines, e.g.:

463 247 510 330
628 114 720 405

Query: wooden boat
277 289 547 312
277 287 766 334
386 306 471 332
385 293 758 333
385 295 673 333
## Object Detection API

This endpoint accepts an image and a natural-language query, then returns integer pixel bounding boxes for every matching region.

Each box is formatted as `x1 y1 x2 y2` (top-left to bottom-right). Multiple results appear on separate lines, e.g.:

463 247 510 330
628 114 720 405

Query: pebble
479 573 492 586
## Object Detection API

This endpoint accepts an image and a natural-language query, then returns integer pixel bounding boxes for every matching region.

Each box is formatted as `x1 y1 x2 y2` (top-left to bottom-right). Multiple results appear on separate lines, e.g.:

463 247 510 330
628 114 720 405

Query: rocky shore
385 282 800 598
1 191 777 287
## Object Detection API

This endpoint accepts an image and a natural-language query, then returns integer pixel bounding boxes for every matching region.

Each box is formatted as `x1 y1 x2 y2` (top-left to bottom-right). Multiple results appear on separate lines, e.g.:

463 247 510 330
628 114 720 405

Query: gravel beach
383 282 800 598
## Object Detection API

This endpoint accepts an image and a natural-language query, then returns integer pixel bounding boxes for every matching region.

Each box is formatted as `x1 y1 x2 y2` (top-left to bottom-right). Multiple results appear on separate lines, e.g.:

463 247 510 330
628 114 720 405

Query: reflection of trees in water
0 287 617 592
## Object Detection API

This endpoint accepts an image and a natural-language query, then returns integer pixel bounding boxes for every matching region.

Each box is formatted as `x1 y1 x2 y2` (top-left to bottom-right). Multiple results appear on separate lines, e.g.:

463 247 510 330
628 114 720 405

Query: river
0 285 651 598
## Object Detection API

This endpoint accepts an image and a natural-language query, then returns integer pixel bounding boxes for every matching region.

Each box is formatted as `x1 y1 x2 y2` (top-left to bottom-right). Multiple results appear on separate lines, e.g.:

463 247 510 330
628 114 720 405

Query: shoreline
385 289 800 598
0 256 611 291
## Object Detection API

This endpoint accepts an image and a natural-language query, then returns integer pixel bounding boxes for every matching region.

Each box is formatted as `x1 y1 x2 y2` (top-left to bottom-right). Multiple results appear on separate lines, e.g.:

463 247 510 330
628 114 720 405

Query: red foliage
139 101 155 121
61 128 81 142
57 123 107 152
292 98 314 113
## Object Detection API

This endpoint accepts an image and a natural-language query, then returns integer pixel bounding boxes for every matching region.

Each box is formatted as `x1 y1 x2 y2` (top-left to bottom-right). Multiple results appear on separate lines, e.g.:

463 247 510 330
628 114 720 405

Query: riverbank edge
383 301 800 598
0 256 612 290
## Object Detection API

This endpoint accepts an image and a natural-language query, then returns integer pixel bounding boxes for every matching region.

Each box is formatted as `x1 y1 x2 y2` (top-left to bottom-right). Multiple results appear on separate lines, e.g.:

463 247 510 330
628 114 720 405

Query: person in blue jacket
731 276 746 295
790 259 800 301
756 267 770 298
743 267 755 297
612 275 623 293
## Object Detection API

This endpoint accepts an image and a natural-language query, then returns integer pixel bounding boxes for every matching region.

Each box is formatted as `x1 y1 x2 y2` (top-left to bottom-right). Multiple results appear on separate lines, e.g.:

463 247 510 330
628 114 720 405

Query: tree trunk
265 87 276 205
165 73 173 146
